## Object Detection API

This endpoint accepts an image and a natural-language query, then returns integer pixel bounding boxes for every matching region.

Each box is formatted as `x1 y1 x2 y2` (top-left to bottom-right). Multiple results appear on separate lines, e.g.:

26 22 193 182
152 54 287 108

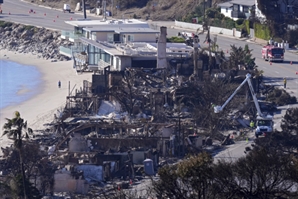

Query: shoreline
0 50 92 154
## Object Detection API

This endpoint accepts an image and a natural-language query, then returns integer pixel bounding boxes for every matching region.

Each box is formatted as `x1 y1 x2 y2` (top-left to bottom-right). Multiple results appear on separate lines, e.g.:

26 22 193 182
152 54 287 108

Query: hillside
25 0 229 21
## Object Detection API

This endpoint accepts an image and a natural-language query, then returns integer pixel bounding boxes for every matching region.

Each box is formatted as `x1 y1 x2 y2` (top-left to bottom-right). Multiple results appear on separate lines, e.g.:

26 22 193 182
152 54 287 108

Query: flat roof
218 2 233 7
231 0 254 6
80 37 123 56
80 38 193 57
150 43 193 50
65 19 149 27
83 26 158 34
115 28 159 34
218 0 254 7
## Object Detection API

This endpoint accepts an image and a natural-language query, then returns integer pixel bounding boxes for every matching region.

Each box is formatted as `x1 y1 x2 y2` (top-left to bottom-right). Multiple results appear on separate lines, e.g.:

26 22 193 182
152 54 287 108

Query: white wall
120 56 132 71
175 21 242 38
220 7 233 18
133 33 156 42
113 56 120 70
95 32 113 41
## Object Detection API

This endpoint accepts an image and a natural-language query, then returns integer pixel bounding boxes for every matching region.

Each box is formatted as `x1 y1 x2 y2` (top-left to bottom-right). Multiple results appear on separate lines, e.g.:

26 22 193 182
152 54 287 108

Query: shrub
24 25 34 30
0 21 13 28
167 36 185 43
223 17 235 29
211 18 222 27
254 22 271 40
244 20 250 34
205 8 219 18
236 18 244 25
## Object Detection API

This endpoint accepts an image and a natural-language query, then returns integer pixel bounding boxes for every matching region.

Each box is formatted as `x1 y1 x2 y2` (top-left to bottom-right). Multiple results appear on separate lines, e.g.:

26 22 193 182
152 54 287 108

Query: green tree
153 152 214 199
151 149 298 198
2 111 33 199
281 107 298 135
224 44 256 71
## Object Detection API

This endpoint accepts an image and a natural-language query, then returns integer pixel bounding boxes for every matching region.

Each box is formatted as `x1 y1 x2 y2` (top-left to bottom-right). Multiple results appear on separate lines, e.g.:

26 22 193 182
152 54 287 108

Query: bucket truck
213 73 273 138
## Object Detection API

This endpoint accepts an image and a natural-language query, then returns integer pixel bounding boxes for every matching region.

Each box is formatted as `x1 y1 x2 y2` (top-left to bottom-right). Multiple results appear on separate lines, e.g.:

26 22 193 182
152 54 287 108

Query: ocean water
0 59 41 110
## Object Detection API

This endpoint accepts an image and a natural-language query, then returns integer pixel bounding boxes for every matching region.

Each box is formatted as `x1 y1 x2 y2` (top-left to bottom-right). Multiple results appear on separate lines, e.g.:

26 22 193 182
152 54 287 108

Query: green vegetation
167 36 185 43
24 25 35 30
182 6 252 35
151 107 298 199
254 22 271 40
2 111 33 199
222 44 256 71
0 21 13 28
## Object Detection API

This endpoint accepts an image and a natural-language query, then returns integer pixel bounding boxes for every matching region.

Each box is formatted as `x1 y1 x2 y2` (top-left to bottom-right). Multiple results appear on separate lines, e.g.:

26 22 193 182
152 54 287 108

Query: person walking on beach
283 77 287 89
58 80 61 89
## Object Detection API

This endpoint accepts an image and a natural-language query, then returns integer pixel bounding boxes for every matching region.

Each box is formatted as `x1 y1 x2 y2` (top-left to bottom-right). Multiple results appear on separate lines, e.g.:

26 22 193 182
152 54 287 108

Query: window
107 33 114 42
243 6 249 13
91 32 96 40
233 4 239 11
127 35 134 42
226 8 228 13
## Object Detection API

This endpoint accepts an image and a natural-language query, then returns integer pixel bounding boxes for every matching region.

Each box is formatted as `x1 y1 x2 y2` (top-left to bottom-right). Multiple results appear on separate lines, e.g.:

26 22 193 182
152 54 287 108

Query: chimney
157 26 167 69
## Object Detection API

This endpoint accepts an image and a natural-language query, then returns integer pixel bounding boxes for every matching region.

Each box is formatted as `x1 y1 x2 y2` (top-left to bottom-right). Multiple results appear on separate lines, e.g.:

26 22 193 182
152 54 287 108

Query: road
1 0 298 162
0 0 100 30
1 0 297 92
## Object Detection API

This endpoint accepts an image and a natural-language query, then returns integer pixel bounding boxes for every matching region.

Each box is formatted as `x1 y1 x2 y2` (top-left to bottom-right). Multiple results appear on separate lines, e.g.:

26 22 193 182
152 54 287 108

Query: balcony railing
59 46 72 57
61 30 83 42
231 11 248 19
59 44 87 58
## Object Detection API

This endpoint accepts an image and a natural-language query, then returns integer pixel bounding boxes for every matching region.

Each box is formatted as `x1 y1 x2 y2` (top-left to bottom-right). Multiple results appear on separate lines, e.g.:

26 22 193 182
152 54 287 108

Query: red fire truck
261 45 285 62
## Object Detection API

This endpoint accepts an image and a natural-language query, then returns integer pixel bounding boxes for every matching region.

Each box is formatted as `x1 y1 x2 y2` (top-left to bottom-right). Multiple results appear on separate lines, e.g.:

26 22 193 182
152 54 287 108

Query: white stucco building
60 19 193 72
218 0 255 20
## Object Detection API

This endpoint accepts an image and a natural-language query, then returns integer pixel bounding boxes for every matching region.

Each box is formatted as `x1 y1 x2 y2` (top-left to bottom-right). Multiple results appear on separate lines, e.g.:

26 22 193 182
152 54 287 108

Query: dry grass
24 0 227 21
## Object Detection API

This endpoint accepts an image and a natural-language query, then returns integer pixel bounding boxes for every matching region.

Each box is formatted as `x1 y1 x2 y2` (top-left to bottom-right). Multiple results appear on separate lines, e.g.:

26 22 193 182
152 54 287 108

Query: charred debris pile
0 38 277 197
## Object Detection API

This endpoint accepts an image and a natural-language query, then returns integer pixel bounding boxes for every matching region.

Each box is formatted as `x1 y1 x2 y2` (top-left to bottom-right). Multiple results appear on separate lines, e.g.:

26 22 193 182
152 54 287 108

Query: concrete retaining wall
175 20 242 38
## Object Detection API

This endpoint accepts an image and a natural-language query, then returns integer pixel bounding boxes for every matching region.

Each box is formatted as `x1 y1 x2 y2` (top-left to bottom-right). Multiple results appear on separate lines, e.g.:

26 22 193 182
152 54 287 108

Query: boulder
9 41 18 46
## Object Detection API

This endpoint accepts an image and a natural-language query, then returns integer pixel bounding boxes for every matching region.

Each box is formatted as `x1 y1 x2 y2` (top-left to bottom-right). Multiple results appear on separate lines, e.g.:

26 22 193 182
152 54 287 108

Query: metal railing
59 46 72 57
61 30 84 41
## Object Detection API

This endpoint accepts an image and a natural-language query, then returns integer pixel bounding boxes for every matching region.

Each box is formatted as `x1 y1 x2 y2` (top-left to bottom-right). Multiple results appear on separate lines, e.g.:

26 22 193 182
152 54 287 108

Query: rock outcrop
0 22 73 61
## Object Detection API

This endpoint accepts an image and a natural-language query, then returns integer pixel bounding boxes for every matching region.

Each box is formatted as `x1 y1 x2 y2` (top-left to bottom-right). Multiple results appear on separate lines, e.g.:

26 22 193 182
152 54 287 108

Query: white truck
63 4 71 13
214 73 273 138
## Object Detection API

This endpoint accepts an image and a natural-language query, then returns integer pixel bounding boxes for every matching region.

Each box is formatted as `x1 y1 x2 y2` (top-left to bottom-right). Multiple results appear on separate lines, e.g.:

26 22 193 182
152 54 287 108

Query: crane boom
214 73 263 117
214 73 273 138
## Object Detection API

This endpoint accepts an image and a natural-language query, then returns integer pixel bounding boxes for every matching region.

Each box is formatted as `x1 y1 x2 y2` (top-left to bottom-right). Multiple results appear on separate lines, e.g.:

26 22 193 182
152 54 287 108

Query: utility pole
103 0 106 20
111 0 113 16
82 0 87 19
203 0 205 24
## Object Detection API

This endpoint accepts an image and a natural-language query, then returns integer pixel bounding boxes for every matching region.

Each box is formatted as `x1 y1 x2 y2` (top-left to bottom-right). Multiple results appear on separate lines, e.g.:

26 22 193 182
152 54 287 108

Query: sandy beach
0 50 92 154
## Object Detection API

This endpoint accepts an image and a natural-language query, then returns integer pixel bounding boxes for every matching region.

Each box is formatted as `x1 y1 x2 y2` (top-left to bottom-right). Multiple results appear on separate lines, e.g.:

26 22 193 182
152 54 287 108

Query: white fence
175 20 242 38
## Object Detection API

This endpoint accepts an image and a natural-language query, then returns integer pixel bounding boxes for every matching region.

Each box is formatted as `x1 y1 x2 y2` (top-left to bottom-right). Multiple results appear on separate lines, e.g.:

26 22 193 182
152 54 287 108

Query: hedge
244 20 250 35
254 22 271 40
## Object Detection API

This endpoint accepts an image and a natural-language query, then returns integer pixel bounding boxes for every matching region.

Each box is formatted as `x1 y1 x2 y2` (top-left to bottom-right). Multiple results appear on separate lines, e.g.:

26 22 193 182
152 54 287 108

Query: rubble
0 26 271 198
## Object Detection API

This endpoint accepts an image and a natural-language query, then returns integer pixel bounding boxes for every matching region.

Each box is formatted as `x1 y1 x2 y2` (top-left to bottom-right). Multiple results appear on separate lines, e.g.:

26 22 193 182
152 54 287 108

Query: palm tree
2 111 33 199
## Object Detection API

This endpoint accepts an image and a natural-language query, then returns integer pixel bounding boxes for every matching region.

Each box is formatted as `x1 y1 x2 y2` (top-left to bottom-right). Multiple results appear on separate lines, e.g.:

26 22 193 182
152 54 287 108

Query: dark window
233 4 239 11
271 48 284 54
